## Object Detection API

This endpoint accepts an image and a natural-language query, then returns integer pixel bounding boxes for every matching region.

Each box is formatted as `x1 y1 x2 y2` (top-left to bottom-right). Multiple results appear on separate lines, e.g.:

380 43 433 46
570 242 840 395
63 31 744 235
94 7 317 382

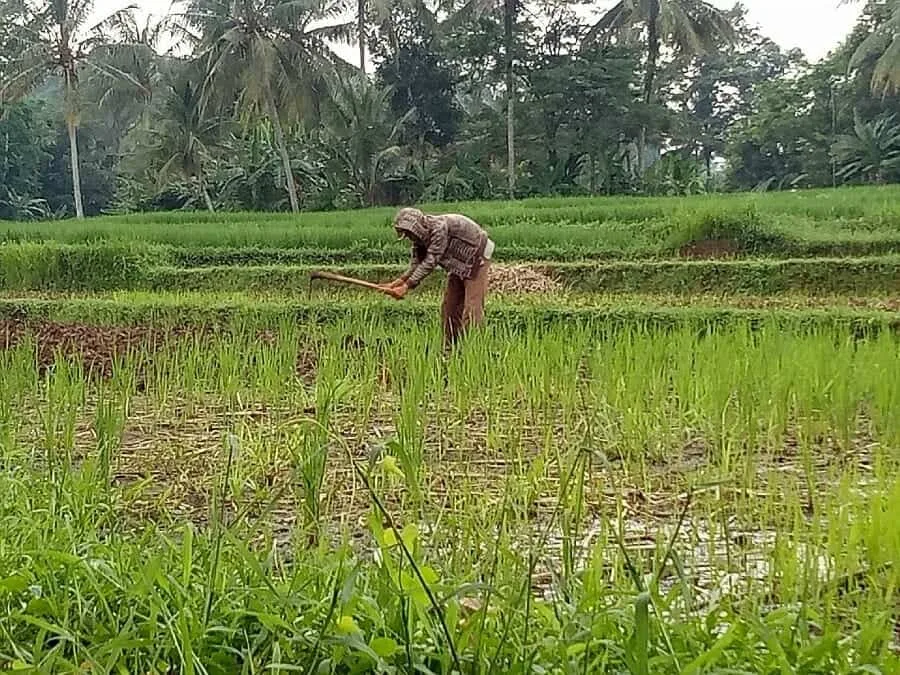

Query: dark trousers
441 260 490 346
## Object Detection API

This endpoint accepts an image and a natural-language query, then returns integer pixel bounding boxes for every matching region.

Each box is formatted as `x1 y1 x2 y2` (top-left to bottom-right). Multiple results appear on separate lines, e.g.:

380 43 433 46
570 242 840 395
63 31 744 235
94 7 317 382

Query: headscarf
393 207 429 242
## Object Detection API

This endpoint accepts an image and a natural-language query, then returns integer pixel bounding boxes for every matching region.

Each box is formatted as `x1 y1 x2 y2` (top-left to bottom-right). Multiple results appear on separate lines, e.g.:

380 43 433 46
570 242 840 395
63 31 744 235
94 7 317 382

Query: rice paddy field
1 186 898 673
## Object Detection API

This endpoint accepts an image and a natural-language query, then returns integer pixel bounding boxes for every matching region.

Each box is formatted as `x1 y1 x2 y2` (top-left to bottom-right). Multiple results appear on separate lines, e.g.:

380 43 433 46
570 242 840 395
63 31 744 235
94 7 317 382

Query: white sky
708 0 862 61
90 0 863 64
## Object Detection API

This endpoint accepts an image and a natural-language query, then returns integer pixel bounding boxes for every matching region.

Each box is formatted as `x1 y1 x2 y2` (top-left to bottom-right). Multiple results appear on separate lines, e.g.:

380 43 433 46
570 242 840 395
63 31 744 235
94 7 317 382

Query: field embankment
1 188 898 672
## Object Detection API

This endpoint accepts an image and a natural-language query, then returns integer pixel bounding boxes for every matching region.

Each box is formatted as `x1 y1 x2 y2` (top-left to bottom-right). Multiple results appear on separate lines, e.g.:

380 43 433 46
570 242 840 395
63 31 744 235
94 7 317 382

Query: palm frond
846 0 900 95
870 33 900 95
584 1 632 47
304 20 355 44
89 5 139 38
83 56 151 95
0 58 52 103
440 0 497 33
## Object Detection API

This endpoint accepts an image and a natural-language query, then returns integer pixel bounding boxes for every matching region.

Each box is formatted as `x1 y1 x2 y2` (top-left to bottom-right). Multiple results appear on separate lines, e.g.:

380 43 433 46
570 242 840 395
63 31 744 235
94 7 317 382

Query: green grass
5 240 900 296
1 319 898 671
138 257 900 296
0 241 164 291
1 186 899 671
2 186 900 259
0 290 898 334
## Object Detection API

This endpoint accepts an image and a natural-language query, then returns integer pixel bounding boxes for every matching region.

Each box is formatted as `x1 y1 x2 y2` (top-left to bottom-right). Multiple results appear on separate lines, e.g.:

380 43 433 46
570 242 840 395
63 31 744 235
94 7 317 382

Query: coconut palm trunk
62 64 85 219
358 0 366 71
199 174 215 212
66 117 85 219
643 0 661 106
637 0 661 174
265 89 300 213
504 0 515 198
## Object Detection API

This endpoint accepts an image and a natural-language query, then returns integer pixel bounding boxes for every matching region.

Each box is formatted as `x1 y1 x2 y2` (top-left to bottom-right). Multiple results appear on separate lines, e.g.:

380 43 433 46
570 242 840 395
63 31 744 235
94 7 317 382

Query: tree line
1 0 898 220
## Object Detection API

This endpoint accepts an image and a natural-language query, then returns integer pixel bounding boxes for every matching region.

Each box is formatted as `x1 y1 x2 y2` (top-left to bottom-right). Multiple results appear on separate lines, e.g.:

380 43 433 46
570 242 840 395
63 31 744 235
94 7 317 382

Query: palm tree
586 0 734 172
183 0 352 213
0 1 31 78
90 6 182 128
355 0 392 72
323 72 413 204
356 0 434 73
150 70 224 211
833 112 900 184
442 0 519 198
502 0 514 198
0 0 148 218
357 0 366 71
846 0 900 95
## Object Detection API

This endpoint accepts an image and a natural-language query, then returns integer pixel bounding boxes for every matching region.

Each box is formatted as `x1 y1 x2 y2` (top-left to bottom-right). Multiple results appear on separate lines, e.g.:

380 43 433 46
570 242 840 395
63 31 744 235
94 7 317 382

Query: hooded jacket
394 208 489 288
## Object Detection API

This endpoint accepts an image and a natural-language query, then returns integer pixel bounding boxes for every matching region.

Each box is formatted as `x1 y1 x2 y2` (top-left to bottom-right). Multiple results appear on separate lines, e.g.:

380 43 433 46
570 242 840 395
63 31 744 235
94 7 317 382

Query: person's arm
386 245 421 288
406 220 448 289
400 245 420 282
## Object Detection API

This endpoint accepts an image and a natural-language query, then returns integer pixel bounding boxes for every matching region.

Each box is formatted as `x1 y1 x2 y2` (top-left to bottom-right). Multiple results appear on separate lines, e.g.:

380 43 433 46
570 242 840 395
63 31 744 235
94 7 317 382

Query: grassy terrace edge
4 242 900 295
145 258 900 296
1 295 897 335
3 185 900 232
2 231 899 264
2 186 900 259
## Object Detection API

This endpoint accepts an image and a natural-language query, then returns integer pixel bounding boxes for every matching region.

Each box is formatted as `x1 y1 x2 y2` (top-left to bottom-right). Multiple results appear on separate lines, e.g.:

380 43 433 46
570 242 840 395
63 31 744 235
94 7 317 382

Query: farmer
383 207 495 346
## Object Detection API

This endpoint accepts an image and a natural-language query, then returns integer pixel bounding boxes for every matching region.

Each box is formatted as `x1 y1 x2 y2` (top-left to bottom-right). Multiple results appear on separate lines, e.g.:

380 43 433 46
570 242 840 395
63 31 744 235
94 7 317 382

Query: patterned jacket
394 208 489 288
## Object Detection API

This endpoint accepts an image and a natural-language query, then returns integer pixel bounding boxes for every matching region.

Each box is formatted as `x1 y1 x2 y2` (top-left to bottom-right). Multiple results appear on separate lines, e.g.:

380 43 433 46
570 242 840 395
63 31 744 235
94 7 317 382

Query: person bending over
384 207 495 346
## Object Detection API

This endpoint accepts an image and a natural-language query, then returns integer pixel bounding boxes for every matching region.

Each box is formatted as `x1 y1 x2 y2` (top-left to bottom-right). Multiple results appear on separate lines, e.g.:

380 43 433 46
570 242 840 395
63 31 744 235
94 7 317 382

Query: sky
706 0 862 61
89 0 864 64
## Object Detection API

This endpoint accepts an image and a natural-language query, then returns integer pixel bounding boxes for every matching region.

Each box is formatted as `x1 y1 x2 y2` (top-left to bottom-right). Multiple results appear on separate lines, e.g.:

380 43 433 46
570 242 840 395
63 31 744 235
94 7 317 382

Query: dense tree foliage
0 0 898 218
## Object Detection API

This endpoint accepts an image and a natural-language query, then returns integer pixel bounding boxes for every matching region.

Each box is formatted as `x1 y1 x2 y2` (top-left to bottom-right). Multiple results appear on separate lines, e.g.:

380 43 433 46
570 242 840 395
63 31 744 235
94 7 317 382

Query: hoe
309 270 404 299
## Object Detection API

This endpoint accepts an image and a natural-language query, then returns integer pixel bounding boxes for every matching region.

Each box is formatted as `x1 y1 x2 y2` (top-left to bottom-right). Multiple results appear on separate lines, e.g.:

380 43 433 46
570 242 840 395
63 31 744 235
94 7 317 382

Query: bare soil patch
679 238 740 259
0 319 197 377
0 320 318 379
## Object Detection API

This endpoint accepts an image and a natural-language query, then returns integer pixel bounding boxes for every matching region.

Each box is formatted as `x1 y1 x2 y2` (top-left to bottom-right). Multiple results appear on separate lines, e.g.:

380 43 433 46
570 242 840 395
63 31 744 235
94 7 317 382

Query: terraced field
1 186 898 672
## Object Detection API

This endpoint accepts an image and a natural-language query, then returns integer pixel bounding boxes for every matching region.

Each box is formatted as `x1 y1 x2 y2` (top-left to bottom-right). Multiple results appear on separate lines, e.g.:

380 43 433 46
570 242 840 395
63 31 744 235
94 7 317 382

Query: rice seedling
0 186 898 670
0 314 896 671
3 185 900 265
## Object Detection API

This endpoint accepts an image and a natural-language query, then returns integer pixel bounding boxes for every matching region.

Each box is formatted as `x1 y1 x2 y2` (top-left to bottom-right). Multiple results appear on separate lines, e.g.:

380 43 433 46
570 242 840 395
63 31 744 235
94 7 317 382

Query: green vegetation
145 256 900 296
3 0 900 665
2 188 900 284
4 186 900 249
1 185 899 672
1 318 898 671
2 291 899 334
2 0 899 218
5 255 900 297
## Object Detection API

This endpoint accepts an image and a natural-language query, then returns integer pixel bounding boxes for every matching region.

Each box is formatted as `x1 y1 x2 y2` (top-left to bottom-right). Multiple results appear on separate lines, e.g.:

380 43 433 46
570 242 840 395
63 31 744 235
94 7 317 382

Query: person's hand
384 281 408 300
376 279 407 299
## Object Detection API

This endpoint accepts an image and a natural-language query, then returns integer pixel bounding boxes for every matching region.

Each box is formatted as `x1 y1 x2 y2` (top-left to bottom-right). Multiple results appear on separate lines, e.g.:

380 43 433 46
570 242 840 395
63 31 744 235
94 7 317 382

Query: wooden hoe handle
309 270 403 299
